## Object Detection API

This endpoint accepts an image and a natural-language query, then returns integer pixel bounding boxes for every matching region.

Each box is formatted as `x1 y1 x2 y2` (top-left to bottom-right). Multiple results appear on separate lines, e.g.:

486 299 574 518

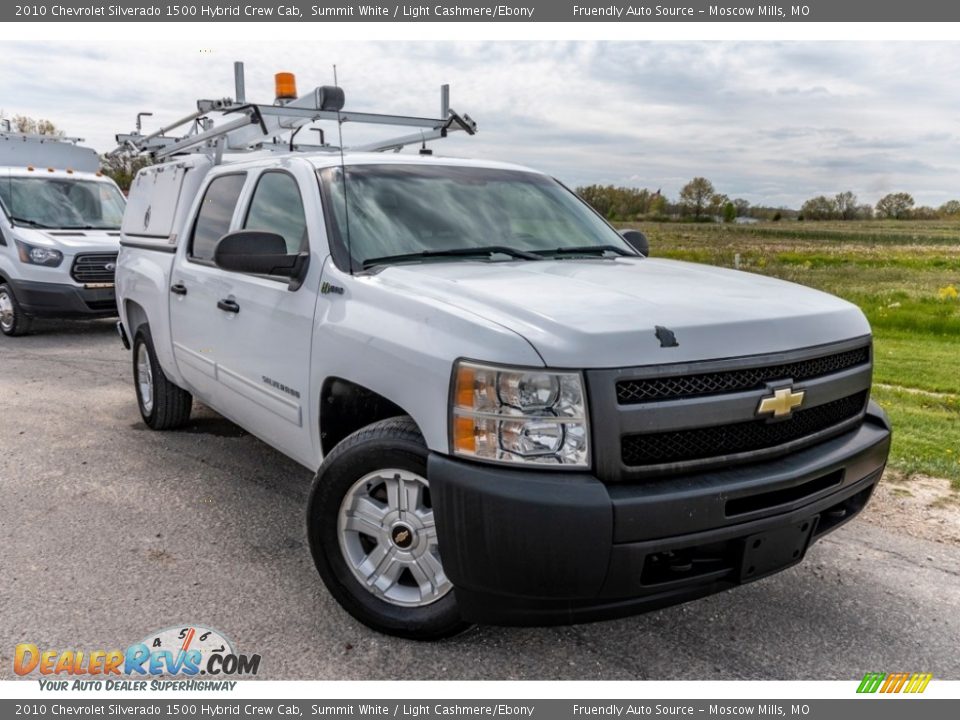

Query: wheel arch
319 377 425 457
124 299 150 339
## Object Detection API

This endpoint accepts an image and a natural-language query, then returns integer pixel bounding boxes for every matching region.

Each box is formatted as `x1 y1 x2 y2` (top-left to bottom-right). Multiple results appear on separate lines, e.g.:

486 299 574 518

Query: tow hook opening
814 482 876 537
641 541 738 586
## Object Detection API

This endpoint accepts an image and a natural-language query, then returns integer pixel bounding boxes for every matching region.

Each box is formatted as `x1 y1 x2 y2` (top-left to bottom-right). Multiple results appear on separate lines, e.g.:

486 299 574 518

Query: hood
14 227 122 254
371 257 870 368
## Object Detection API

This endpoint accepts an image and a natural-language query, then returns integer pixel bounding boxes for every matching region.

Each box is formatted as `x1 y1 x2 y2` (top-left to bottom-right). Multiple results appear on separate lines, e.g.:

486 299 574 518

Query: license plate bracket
740 515 818 582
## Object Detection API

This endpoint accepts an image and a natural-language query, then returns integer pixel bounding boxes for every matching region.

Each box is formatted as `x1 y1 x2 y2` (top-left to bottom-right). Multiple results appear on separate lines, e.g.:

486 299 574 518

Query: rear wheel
133 327 193 430
307 417 468 640
0 283 33 337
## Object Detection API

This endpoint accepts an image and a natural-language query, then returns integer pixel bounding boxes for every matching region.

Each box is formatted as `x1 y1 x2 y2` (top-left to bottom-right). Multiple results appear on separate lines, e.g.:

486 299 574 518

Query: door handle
170 283 188 296
217 298 240 314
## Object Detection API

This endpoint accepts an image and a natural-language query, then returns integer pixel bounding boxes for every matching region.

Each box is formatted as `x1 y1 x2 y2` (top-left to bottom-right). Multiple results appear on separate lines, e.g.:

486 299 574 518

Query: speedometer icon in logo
139 625 234 675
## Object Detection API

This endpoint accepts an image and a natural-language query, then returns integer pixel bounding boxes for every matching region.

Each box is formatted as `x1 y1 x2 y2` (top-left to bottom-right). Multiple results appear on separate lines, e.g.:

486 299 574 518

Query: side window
243 172 308 254
189 174 246 262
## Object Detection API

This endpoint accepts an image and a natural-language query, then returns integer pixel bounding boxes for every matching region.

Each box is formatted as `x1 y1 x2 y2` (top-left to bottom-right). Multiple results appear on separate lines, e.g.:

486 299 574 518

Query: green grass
623 220 960 487
871 386 960 481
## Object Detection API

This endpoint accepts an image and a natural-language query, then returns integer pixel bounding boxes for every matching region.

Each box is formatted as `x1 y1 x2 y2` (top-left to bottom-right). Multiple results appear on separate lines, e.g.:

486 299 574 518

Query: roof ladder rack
110 61 477 163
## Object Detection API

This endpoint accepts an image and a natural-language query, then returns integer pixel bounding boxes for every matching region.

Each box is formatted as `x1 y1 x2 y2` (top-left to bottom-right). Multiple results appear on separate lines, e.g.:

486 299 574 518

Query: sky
3 41 960 209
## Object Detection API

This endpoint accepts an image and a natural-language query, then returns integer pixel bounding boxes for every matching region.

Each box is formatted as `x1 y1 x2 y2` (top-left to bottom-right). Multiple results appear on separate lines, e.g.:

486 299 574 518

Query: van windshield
0 177 125 230
318 164 634 271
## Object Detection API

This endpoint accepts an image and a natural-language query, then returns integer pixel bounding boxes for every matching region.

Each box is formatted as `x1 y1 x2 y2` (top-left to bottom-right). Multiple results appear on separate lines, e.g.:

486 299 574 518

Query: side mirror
213 230 308 288
620 229 650 257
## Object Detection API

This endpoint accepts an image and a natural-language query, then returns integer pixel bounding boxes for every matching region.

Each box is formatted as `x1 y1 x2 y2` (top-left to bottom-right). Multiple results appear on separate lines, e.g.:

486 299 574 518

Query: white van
0 129 126 336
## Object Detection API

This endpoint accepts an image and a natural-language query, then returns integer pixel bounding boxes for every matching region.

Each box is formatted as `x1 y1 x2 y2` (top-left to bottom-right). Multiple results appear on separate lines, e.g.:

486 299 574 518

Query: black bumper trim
609 407 890 543
428 403 890 626
9 278 117 318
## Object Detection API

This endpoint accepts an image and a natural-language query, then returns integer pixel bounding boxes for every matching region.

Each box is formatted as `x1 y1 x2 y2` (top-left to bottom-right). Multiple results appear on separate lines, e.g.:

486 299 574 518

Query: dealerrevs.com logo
14 625 260 691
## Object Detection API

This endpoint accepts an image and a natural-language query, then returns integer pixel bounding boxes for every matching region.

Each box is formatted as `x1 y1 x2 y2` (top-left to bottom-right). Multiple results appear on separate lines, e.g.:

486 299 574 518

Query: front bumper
428 401 891 626
9 278 117 318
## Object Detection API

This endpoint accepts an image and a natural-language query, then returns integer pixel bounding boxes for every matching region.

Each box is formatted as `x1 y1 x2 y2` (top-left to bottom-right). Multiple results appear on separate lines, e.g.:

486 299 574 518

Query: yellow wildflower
938 285 959 300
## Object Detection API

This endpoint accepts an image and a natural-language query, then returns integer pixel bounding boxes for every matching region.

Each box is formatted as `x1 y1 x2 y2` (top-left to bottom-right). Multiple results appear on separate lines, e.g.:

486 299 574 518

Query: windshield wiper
535 245 636 258
8 216 53 229
362 245 544 270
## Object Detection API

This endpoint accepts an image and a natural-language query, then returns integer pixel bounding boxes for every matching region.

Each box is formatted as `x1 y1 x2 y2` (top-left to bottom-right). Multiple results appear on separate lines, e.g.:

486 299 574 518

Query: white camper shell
0 130 126 336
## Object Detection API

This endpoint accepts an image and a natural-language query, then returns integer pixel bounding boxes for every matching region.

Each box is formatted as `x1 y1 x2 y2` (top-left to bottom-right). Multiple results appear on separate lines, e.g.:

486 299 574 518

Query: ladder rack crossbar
255 104 445 130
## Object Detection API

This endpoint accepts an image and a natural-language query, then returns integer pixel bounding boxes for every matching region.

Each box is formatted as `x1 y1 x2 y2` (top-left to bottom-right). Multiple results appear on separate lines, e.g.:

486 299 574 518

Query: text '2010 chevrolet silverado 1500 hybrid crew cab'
114 65 891 639
0 128 126 335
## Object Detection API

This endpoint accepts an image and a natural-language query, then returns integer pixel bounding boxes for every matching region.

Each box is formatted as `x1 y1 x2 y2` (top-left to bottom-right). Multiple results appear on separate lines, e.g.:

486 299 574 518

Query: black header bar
5 1 959 23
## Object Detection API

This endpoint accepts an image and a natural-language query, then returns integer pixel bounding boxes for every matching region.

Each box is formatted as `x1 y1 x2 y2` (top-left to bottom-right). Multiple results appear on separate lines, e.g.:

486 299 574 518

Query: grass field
627 220 960 487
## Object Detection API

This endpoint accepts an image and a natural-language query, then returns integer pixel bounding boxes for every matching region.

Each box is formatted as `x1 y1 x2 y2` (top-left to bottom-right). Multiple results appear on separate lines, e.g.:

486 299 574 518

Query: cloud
2 41 959 208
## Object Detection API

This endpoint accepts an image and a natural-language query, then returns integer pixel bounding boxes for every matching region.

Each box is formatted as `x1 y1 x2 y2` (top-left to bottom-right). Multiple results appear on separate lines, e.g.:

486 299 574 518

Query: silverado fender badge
655 325 679 348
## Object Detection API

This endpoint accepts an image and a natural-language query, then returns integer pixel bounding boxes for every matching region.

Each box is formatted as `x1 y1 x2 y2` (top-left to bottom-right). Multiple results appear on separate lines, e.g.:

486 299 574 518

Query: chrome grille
70 253 118 284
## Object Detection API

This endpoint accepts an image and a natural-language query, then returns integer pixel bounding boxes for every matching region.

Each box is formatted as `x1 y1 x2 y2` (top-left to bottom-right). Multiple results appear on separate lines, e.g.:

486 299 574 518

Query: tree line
798 191 959 220
576 177 790 223
576 178 960 223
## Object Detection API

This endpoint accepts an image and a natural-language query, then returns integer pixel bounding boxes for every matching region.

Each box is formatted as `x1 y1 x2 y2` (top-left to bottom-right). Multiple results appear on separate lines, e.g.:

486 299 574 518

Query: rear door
204 166 322 467
168 172 246 405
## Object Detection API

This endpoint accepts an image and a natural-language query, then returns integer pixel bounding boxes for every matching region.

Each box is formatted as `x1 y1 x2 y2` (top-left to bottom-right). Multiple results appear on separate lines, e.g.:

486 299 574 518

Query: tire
306 416 469 640
0 283 33 337
133 326 193 430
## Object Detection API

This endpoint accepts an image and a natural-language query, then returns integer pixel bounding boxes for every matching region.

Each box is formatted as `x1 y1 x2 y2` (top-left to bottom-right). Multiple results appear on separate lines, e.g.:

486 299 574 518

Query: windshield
318 164 633 270
0 177 125 230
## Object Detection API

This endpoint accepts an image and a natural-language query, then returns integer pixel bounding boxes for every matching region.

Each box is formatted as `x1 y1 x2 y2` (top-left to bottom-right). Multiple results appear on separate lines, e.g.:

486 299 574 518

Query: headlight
16 240 63 267
450 361 590 467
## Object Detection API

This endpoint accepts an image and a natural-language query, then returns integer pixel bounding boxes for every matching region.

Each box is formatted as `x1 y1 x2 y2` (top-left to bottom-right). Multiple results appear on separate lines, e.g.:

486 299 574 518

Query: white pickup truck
115 69 891 639
0 130 126 335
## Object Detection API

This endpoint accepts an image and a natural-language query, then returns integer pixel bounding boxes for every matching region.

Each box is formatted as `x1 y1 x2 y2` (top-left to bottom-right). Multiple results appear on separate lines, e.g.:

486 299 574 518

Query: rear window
189 174 246 262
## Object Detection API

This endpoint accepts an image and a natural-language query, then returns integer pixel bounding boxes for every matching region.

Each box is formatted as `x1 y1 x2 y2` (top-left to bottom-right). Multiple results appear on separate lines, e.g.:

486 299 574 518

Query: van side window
243 172 308 254
189 174 246 262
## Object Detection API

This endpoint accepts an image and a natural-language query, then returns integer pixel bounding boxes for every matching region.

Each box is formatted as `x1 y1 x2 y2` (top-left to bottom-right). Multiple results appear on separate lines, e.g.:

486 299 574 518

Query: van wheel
133 327 193 430
307 417 469 640
0 283 33 337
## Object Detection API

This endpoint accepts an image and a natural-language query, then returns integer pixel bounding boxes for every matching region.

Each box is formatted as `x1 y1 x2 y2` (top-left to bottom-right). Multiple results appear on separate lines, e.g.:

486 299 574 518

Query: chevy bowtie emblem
757 387 805 418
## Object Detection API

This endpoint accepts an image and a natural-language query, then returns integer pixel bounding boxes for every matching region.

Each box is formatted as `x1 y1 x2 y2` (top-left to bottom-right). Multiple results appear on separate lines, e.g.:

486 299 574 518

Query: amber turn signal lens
275 72 298 100
455 365 476 409
454 416 476 453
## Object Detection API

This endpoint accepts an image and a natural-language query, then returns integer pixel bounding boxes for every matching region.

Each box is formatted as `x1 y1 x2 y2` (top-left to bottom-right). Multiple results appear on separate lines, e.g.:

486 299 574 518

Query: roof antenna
334 64 354 275
419 131 432 156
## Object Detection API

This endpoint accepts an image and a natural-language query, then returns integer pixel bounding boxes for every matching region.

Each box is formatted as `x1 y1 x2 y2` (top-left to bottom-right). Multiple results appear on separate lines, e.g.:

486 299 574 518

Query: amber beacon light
274 72 298 100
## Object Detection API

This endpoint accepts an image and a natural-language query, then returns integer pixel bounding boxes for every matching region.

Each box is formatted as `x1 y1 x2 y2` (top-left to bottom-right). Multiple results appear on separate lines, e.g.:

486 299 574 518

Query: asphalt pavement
1 319 958 680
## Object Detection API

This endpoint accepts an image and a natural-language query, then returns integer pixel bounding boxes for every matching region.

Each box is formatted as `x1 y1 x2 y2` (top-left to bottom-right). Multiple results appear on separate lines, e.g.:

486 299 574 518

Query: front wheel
306 417 469 640
0 283 33 337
